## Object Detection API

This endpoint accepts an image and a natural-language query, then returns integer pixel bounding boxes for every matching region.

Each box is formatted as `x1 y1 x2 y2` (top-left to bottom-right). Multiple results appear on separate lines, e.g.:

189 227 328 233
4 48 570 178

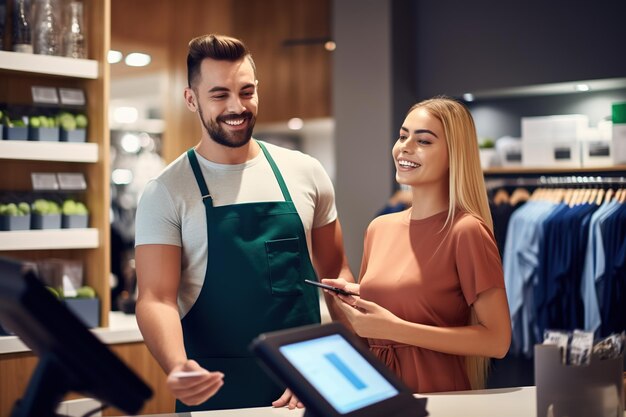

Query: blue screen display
280 334 399 414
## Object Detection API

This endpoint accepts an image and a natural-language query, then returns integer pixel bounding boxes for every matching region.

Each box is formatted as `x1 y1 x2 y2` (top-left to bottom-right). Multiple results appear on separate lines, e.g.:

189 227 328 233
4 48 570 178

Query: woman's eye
418 139 432 145
398 135 408 141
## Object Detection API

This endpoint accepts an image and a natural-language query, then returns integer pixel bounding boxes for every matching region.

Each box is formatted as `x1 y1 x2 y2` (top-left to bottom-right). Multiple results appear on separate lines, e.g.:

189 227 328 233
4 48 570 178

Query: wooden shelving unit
0 0 111 327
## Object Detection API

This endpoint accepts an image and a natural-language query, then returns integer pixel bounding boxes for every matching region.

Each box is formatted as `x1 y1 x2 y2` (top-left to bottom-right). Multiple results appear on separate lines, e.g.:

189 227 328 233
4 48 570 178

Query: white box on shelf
521 114 589 140
580 126 613 168
495 136 522 167
522 137 582 168
613 124 626 165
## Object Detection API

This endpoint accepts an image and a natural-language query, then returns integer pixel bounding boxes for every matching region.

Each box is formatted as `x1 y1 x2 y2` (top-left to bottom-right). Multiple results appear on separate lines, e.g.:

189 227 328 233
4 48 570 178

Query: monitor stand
11 353 75 417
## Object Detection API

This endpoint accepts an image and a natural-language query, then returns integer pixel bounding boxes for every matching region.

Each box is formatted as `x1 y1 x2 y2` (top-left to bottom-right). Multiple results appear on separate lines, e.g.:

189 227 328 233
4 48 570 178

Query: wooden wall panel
232 0 332 123
161 0 235 162
111 0 331 162
0 342 174 417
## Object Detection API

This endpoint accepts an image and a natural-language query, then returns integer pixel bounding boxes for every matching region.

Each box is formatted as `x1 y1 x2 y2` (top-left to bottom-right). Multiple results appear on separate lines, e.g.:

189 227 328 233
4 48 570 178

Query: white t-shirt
135 141 337 316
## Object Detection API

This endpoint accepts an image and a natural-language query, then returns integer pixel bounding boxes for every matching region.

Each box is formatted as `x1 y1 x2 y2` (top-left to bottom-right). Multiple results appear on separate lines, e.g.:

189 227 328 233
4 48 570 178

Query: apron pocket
265 237 303 296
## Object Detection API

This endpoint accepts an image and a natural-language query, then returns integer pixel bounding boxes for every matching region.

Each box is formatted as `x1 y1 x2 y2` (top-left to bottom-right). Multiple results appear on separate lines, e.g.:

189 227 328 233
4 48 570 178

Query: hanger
509 187 530 206
493 188 510 205
594 188 605 206
604 188 614 204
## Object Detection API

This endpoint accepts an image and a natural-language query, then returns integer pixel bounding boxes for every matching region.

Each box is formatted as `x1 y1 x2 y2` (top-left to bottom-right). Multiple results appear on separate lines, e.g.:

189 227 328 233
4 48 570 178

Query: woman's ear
184 88 198 112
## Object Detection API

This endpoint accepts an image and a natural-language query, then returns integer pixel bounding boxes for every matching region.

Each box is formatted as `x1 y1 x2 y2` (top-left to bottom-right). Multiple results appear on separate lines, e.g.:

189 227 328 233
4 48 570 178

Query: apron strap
186 148 213 202
187 142 291 203
257 141 293 203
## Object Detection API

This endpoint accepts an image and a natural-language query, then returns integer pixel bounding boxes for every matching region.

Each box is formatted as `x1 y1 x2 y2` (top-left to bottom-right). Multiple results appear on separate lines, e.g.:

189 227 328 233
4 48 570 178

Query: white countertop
0 311 143 354
145 387 538 417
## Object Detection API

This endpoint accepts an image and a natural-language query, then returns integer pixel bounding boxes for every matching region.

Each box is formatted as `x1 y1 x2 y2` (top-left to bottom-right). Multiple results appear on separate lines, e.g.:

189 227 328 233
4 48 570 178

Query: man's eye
212 94 227 99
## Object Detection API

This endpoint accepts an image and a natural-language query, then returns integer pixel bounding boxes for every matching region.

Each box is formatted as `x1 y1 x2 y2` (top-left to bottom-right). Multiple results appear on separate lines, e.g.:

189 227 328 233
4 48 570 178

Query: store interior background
108 0 626 389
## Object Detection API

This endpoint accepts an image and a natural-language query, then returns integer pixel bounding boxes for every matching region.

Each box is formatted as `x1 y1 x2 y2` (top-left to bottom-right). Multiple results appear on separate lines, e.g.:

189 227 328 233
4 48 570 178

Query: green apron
177 141 320 411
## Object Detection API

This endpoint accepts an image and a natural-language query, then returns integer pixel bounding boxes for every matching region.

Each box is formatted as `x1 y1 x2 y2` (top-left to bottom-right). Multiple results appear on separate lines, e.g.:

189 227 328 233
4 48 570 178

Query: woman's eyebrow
400 126 438 138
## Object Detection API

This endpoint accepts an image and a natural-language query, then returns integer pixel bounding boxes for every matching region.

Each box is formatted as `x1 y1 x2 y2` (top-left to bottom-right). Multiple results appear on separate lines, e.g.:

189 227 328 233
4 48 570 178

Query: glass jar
33 0 60 55
63 1 86 58
12 0 33 53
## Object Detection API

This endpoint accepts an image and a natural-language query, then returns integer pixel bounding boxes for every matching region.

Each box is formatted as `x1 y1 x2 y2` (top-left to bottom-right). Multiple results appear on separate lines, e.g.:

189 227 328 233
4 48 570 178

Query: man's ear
184 88 198 112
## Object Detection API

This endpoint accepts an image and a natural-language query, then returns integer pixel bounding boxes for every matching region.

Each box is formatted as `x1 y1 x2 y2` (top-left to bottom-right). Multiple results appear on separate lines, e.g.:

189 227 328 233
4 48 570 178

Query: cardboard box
581 126 613 167
522 137 582 168
522 115 589 140
521 115 589 167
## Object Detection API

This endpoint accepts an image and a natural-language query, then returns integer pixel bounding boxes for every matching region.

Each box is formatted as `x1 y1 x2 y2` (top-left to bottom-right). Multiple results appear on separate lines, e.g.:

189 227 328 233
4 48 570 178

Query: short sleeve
134 179 182 247
454 216 505 306
311 158 338 228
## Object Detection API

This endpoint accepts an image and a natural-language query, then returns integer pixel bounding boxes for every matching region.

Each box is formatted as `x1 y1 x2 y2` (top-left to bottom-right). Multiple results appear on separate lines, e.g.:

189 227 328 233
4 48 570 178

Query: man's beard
198 104 256 148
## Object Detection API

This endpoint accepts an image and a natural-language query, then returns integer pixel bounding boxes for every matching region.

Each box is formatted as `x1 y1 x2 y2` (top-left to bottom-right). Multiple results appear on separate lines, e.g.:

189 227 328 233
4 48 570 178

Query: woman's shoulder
450 211 494 240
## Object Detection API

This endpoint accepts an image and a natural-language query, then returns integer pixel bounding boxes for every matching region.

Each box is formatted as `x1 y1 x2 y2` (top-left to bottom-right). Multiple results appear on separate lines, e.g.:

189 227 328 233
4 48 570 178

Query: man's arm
135 244 224 406
310 218 355 323
135 244 187 372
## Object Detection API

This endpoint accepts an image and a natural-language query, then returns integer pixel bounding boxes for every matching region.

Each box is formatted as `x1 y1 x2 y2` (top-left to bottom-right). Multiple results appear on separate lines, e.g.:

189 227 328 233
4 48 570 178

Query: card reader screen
279 334 399 414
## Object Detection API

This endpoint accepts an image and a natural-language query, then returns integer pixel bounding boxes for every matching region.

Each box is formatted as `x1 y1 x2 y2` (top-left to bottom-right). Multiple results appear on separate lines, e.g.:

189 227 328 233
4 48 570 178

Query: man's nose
226 96 246 113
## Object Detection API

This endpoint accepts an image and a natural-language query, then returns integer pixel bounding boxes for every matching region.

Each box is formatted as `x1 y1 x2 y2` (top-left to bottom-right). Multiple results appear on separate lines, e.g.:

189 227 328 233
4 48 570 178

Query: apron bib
177 141 320 411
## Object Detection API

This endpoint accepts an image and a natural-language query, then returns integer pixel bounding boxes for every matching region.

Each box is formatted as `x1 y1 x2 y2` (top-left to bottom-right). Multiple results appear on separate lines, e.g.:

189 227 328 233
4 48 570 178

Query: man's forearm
136 299 187 373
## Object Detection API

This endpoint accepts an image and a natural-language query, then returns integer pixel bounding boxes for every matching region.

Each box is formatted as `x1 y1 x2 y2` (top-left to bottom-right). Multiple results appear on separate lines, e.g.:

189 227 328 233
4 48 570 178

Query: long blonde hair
407 96 492 389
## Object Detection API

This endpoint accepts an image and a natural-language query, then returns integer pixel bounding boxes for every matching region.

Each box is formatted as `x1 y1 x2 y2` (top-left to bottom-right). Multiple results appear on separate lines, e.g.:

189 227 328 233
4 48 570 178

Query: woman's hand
272 388 304 409
333 296 401 340
321 278 360 297
166 360 224 406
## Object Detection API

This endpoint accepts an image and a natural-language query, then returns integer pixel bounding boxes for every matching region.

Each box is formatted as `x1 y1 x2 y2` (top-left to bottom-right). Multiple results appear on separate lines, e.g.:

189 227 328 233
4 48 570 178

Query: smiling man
134 34 354 412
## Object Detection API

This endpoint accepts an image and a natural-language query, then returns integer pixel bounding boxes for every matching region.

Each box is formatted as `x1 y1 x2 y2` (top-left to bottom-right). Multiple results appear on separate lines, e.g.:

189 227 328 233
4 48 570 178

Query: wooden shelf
0 141 98 163
0 228 99 250
0 51 98 79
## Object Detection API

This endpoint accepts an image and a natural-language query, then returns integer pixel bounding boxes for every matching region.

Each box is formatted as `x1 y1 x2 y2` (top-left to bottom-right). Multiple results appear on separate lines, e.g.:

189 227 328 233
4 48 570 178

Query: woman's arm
332 287 511 358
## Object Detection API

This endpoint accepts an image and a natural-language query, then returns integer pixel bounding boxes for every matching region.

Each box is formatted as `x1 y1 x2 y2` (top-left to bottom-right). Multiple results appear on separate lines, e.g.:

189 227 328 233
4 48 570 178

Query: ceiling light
125 52 151 67
113 106 138 124
112 169 134 185
463 93 475 102
575 84 590 92
288 117 304 130
324 41 336 51
120 133 141 153
108 50 123 64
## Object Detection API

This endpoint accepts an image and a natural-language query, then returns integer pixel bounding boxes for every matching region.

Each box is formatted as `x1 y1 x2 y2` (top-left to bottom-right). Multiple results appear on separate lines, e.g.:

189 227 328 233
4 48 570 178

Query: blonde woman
324 97 511 392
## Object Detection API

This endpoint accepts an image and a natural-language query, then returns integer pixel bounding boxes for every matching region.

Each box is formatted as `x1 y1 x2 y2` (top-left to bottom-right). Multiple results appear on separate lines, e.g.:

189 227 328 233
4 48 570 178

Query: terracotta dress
359 209 505 393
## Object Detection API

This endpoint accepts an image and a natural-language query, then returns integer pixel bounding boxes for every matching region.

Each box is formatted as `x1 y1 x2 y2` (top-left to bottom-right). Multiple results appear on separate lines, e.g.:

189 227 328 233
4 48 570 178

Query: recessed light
288 117 304 130
575 84 590 92
125 52 151 67
108 50 123 64
113 107 138 124
463 93 474 102
324 41 336 51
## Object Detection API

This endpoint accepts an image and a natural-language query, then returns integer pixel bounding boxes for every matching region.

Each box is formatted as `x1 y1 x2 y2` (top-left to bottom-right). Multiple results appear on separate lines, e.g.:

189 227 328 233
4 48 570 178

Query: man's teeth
398 160 420 168
224 119 245 126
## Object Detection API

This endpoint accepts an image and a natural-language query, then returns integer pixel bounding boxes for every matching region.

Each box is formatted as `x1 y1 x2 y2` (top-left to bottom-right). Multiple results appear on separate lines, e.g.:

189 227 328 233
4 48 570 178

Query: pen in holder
535 344 624 417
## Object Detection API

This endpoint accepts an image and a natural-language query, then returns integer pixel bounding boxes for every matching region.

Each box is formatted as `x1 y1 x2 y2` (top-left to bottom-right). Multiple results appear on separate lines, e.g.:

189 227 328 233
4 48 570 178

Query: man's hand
166 360 224 406
272 388 304 409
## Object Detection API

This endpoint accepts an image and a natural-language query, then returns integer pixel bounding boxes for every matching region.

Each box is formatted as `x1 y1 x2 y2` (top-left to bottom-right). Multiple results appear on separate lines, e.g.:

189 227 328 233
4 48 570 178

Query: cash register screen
279 334 399 414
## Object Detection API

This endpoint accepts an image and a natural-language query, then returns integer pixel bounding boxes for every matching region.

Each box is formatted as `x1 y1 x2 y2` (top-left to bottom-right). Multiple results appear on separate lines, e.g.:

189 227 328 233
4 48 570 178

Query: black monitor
250 322 428 417
0 257 152 417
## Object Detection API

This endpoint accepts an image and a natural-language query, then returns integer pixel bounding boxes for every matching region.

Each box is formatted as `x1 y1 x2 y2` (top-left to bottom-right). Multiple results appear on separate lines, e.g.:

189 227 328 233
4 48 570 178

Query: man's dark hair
186 34 257 88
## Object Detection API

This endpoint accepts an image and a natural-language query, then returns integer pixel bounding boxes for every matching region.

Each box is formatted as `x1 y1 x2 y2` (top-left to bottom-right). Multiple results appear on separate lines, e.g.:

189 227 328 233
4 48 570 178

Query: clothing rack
486 175 626 191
